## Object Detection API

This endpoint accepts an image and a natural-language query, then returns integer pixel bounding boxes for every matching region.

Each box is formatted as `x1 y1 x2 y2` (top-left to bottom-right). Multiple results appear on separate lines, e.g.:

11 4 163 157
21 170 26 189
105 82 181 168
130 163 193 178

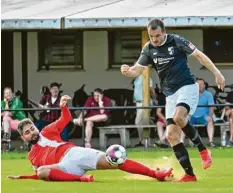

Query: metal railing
1 103 233 146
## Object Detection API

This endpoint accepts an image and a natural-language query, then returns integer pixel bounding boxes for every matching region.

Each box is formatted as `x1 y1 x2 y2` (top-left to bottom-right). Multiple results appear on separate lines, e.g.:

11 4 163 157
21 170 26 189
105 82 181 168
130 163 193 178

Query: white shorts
58 147 105 176
165 83 199 119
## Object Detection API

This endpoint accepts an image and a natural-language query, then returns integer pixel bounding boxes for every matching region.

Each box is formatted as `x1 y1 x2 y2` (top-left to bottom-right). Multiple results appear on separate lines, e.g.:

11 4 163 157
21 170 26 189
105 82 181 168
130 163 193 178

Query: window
108 30 141 69
38 31 83 71
203 29 233 66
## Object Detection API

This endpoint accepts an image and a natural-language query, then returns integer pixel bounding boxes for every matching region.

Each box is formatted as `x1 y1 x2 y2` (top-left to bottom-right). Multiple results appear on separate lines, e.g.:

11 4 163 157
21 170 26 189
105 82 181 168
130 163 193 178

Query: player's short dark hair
147 18 165 32
18 118 34 135
94 88 103 94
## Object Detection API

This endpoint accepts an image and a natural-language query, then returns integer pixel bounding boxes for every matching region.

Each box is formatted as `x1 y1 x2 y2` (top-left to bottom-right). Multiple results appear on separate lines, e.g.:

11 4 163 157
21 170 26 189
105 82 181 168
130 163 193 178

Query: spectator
35 82 69 141
225 90 233 147
190 78 216 147
155 92 169 147
74 88 112 148
1 87 26 151
133 75 157 147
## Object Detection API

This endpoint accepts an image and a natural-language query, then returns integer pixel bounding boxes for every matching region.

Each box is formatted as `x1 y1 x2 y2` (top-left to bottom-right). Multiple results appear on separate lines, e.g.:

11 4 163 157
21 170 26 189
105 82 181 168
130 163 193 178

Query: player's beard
30 134 40 144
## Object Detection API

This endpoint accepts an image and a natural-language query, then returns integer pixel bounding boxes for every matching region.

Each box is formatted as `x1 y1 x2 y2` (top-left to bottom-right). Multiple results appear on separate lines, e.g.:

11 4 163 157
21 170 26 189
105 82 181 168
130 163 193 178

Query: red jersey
28 106 75 167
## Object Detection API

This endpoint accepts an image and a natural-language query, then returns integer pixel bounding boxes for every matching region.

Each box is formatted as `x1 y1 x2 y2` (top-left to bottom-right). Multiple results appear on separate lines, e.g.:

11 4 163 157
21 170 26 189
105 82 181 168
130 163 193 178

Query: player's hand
121 64 130 75
80 175 94 182
7 175 20 180
214 71 225 91
60 95 71 107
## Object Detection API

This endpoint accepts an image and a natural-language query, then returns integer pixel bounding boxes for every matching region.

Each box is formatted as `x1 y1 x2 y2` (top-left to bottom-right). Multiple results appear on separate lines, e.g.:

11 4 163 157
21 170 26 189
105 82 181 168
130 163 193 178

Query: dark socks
182 121 206 152
173 143 194 176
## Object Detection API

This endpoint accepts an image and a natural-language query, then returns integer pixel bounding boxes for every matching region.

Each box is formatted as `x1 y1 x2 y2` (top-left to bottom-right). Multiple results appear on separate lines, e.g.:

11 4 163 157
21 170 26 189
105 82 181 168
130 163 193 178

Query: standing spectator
190 79 216 147
1 87 26 151
225 90 233 147
74 88 112 148
35 82 69 141
133 75 157 147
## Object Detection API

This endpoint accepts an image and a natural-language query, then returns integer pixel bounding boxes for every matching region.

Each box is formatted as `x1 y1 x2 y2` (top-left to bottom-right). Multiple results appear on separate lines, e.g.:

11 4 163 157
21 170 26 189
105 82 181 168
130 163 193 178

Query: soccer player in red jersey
8 95 172 182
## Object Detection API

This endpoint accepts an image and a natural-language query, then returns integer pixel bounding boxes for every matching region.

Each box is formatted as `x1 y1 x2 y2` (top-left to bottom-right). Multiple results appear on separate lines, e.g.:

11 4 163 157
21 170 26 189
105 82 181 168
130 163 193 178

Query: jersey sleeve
174 35 197 56
137 42 153 66
42 106 72 134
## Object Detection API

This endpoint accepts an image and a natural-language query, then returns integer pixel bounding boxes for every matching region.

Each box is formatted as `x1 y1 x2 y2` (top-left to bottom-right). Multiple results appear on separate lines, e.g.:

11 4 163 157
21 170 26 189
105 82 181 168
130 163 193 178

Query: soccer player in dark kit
121 18 225 182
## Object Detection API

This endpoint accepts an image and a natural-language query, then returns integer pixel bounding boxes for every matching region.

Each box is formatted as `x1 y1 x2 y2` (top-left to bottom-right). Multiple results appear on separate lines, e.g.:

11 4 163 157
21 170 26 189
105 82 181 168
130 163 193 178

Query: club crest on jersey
168 47 174 55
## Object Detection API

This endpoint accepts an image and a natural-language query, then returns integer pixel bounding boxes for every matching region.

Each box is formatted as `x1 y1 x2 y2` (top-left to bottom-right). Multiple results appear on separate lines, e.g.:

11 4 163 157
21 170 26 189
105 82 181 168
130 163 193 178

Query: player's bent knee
173 114 185 126
166 130 177 142
37 167 50 179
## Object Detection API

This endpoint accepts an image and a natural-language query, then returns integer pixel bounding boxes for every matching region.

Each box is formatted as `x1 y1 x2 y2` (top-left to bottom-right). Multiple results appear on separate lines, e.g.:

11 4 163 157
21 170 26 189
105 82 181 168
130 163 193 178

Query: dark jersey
137 34 196 96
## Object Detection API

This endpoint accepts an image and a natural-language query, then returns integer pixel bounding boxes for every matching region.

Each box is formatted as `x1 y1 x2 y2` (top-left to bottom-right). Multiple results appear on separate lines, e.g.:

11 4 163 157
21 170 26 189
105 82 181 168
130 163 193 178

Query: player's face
148 26 166 47
50 86 59 97
4 89 13 101
197 80 205 93
21 124 40 144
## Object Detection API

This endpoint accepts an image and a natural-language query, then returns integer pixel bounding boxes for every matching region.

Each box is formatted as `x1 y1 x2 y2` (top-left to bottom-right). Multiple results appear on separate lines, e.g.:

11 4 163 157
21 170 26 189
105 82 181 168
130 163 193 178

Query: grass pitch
2 148 233 193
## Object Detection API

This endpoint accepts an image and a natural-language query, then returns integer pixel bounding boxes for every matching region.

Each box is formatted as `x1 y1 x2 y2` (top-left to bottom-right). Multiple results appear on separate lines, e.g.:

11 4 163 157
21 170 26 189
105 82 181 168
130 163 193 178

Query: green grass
2 148 233 193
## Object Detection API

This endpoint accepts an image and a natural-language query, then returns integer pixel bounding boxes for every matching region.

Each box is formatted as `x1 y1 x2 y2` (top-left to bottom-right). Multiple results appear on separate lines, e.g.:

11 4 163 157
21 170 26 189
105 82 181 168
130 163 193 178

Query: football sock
47 169 82 181
119 159 155 178
182 121 206 152
173 143 195 176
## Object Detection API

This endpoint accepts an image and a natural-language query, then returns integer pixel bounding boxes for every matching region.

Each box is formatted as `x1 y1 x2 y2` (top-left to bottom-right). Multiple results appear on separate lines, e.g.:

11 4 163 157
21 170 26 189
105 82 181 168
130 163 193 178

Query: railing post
81 109 85 147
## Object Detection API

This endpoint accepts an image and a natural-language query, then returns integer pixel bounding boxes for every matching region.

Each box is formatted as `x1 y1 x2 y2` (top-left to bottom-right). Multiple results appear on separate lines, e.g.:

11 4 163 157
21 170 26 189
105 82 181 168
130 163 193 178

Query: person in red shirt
7 95 172 182
74 88 112 148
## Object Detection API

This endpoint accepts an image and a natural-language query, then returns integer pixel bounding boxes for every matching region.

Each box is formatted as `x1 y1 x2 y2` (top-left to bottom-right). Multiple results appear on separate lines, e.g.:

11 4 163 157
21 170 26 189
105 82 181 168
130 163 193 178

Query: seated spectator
1 87 26 151
155 92 169 148
190 78 216 147
225 90 233 147
35 82 69 141
133 75 157 147
73 88 112 148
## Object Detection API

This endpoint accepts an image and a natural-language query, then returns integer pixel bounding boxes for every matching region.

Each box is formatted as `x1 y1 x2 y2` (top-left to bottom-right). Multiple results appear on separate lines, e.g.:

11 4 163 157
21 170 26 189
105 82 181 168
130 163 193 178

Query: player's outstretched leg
166 122 197 182
37 165 94 182
96 155 173 181
173 106 212 170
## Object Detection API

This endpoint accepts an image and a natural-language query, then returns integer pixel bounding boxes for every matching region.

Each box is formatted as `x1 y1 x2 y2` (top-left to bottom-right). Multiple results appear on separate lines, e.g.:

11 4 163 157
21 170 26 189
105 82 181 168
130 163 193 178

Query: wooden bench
97 125 157 149
97 122 230 149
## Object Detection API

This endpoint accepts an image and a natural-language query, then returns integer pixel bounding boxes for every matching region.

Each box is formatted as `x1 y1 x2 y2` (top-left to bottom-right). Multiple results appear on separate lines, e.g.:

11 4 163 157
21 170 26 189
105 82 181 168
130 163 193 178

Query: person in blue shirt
133 75 157 147
190 79 215 147
121 18 225 182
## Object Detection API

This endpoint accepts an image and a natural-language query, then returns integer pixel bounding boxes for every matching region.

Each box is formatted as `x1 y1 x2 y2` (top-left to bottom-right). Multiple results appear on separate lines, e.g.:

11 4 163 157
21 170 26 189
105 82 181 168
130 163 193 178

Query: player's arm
121 42 152 78
8 166 39 180
174 35 225 90
54 95 72 132
192 50 225 90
